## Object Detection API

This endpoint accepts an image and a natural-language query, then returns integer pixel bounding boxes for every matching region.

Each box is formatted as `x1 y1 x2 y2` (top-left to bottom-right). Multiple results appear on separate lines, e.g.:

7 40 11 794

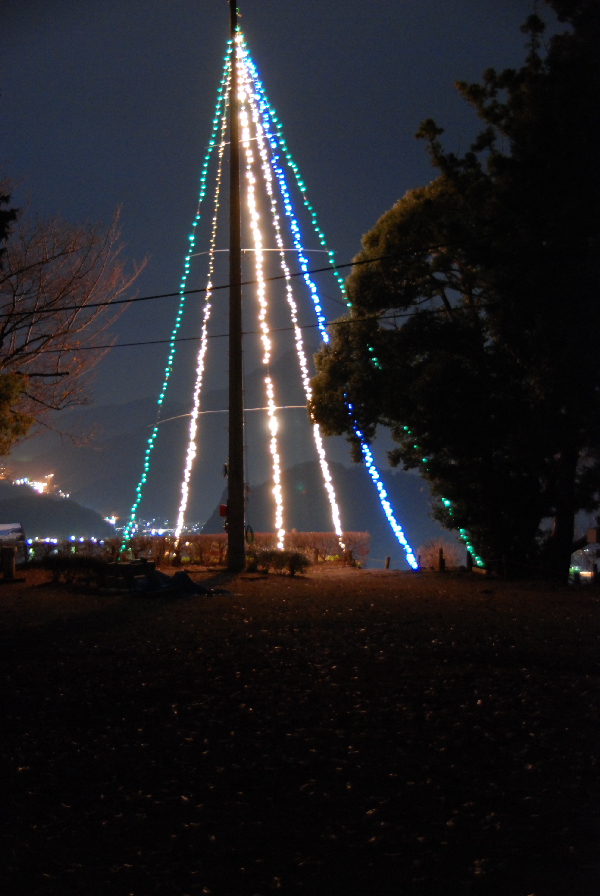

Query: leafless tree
0 185 143 448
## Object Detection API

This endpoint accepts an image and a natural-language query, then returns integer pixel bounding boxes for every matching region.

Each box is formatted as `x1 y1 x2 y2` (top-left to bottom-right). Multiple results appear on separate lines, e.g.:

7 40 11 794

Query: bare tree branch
0 197 144 450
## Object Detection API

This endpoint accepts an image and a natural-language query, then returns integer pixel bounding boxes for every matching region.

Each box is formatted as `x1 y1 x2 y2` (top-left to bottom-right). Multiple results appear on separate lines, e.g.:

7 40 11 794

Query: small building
0 523 28 564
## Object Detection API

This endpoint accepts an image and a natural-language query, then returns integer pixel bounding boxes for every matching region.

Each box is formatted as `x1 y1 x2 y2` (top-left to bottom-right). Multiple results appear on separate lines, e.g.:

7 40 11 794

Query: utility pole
227 1 245 572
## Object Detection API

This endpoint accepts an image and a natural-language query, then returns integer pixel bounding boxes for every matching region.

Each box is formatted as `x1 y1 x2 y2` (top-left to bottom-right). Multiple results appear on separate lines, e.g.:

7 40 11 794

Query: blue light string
242 38 480 569
240 48 328 344
240 38 350 312
241 43 419 569
350 405 419 569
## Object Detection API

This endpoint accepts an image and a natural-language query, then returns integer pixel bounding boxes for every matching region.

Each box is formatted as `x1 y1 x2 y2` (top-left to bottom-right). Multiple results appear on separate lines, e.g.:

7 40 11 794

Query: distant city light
13 474 69 498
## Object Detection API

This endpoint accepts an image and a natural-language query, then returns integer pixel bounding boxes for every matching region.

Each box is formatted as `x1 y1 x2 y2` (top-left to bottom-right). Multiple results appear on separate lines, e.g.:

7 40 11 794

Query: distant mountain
202 460 455 569
0 483 115 540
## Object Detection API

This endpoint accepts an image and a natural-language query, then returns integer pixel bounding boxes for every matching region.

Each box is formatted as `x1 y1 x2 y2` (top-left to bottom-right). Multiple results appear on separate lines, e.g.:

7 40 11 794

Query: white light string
239 63 285 550
173 65 232 544
122 45 233 545
240 53 345 550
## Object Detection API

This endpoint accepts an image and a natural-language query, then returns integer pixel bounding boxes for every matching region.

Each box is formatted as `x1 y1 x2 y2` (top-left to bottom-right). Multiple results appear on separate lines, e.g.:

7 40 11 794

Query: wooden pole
438 547 445 573
227 2 245 572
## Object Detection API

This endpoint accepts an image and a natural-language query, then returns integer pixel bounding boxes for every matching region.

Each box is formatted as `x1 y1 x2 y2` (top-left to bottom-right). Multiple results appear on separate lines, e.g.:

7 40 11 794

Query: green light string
173 71 231 544
402 428 484 567
121 45 233 546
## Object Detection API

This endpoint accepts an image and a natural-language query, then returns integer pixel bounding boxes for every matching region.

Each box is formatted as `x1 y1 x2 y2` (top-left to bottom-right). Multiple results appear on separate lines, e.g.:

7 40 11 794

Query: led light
240 38 348 306
240 51 345 549
239 69 285 549
442 501 485 567
240 47 329 344
122 47 233 546
173 69 231 544
241 39 418 568
124 35 434 570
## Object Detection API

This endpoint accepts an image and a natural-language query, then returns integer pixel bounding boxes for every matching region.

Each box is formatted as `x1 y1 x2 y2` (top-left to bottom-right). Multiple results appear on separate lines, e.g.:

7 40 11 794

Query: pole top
229 2 238 37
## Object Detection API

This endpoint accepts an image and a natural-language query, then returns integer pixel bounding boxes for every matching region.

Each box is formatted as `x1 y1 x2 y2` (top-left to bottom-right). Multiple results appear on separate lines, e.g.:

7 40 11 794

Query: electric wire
0 253 406 318
31 309 429 354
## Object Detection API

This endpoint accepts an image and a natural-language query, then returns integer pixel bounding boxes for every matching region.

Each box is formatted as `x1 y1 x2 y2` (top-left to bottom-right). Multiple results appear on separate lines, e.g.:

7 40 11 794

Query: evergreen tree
0 181 17 269
310 1 600 580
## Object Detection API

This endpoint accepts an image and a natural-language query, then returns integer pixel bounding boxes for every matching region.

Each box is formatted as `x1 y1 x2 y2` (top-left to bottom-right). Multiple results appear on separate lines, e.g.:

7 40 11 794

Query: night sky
1 0 545 409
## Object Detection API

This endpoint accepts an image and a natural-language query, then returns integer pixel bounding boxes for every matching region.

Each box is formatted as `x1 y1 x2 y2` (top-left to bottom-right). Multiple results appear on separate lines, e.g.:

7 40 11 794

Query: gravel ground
1 566 599 896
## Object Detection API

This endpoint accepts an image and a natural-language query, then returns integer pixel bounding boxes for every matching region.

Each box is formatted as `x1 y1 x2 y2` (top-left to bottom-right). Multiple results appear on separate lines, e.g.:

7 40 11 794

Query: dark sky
1 0 546 407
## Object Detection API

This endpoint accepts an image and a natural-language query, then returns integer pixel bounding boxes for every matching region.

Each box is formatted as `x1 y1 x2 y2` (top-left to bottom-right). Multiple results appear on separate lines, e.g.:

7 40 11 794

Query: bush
249 532 371 564
26 532 368 571
248 550 310 576
122 534 229 568
287 552 310 576
42 554 108 586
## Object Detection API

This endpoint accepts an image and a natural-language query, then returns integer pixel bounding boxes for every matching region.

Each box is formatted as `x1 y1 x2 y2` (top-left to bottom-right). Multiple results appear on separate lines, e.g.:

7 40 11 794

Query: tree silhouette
310 1 600 580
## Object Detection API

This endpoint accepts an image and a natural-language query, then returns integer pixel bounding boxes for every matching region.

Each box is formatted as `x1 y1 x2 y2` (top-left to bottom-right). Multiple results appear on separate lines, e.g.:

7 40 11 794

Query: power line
0 254 392 318
152 405 307 426
191 248 331 256
35 309 426 353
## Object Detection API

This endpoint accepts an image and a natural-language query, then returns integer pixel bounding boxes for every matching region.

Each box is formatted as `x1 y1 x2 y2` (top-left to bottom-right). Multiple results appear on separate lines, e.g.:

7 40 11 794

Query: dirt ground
1 566 599 895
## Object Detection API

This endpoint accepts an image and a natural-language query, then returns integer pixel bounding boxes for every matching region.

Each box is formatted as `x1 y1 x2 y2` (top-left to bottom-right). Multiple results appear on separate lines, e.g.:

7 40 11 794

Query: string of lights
243 39 478 569
241 51 345 550
1 251 439 317
34 310 423 354
240 78 285 551
241 61 329 345
115 31 473 569
121 44 232 544
346 402 418 569
239 36 350 312
243 43 417 567
174 75 231 544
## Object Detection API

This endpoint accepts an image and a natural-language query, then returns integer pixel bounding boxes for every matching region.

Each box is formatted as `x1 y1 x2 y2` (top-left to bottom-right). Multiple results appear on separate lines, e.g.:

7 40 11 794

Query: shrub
104 538 123 561
250 532 371 564
341 532 371 563
150 536 168 566
131 536 152 560
42 554 108 586
248 549 310 576
31 532 368 571
287 552 310 576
